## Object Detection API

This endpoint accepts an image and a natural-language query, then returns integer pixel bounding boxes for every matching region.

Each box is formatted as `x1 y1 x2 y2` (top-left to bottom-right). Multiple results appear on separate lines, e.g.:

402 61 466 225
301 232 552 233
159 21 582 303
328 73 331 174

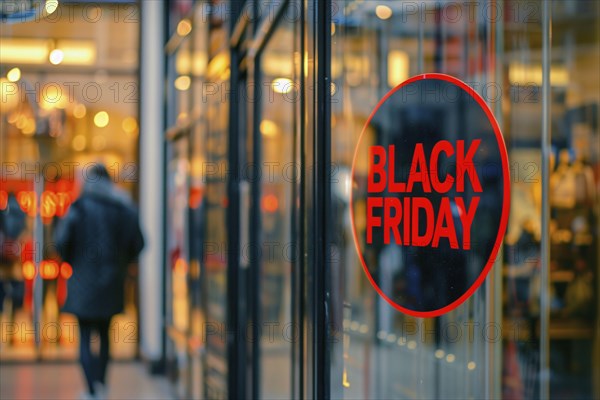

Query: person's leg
78 319 97 395
97 319 111 385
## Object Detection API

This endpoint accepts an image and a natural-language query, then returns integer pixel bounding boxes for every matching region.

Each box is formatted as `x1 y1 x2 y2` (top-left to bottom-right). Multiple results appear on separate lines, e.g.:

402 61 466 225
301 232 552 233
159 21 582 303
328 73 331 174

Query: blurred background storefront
1 0 599 399
1 1 141 362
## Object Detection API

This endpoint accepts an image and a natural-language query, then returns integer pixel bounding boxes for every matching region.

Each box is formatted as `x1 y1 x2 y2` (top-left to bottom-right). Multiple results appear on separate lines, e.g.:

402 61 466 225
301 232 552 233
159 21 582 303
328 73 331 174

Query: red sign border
349 73 511 318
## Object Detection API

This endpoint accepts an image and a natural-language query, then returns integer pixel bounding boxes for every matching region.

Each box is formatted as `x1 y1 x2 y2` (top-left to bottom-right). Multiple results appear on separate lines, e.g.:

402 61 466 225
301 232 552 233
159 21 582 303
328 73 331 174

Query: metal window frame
160 0 333 397
226 0 333 398
236 1 299 398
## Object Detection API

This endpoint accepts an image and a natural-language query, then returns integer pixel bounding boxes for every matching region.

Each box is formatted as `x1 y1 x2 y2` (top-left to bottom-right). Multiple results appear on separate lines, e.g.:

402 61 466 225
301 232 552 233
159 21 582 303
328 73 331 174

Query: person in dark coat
54 164 144 399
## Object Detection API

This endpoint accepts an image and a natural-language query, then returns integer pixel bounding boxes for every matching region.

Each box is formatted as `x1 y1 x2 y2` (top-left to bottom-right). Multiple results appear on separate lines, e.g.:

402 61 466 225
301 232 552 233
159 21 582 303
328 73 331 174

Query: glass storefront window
330 1 599 398
0 2 140 362
164 3 211 399
165 133 191 397
202 2 230 396
547 1 599 397
258 16 297 399
158 1 599 398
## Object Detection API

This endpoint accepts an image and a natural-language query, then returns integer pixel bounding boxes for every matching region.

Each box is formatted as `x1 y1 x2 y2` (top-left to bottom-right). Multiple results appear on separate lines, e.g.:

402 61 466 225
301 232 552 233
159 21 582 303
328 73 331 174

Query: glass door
256 15 298 400
242 2 303 397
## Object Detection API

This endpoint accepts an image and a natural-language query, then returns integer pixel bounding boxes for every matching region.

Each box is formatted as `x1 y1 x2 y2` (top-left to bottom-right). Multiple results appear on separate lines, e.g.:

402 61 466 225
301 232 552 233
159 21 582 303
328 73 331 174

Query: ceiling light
375 5 393 20
175 76 191 91
272 78 293 94
49 49 64 65
177 19 192 37
94 111 109 128
0 39 95 66
0 39 49 64
7 68 21 82
56 40 96 66
260 120 279 137
45 0 59 15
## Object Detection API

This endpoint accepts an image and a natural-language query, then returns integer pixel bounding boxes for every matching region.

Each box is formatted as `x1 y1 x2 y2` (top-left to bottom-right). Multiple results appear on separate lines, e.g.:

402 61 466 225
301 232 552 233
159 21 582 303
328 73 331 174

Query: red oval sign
350 74 510 318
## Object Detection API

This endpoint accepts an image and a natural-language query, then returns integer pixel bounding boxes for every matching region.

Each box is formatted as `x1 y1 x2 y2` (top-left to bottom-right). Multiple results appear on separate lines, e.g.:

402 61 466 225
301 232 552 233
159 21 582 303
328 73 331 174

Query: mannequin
550 149 577 209
571 152 596 208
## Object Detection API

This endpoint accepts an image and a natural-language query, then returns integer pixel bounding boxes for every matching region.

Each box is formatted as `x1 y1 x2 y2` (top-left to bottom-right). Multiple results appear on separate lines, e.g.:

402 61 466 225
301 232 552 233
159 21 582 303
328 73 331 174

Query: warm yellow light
434 349 445 359
22 261 36 280
304 51 309 78
388 50 409 87
16 115 27 129
177 51 208 77
92 135 107 151
94 111 109 128
122 117 138 134
375 5 393 20
192 52 208 77
41 84 67 110
56 40 96 66
45 0 59 15
176 51 191 75
260 120 279 138
0 79 20 113
190 156 206 178
272 78 294 94
0 38 94 66
73 104 87 119
7 68 21 82
467 361 476 370
49 49 64 65
220 68 230 81
446 354 456 363
22 119 36 136
0 39 49 64
509 63 569 86
177 19 192 37
175 76 191 91
207 52 230 80
263 55 294 78
72 135 86 151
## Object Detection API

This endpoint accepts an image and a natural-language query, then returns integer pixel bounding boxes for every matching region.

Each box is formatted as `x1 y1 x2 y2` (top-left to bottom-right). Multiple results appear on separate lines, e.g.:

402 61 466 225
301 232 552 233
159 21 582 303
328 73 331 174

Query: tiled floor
0 362 174 400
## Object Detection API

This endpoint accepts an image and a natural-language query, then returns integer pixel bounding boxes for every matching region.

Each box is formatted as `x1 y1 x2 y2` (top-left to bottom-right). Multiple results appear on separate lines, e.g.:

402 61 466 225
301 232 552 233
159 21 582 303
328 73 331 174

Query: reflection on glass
258 16 296 400
331 0 600 398
203 20 230 394
547 2 599 398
